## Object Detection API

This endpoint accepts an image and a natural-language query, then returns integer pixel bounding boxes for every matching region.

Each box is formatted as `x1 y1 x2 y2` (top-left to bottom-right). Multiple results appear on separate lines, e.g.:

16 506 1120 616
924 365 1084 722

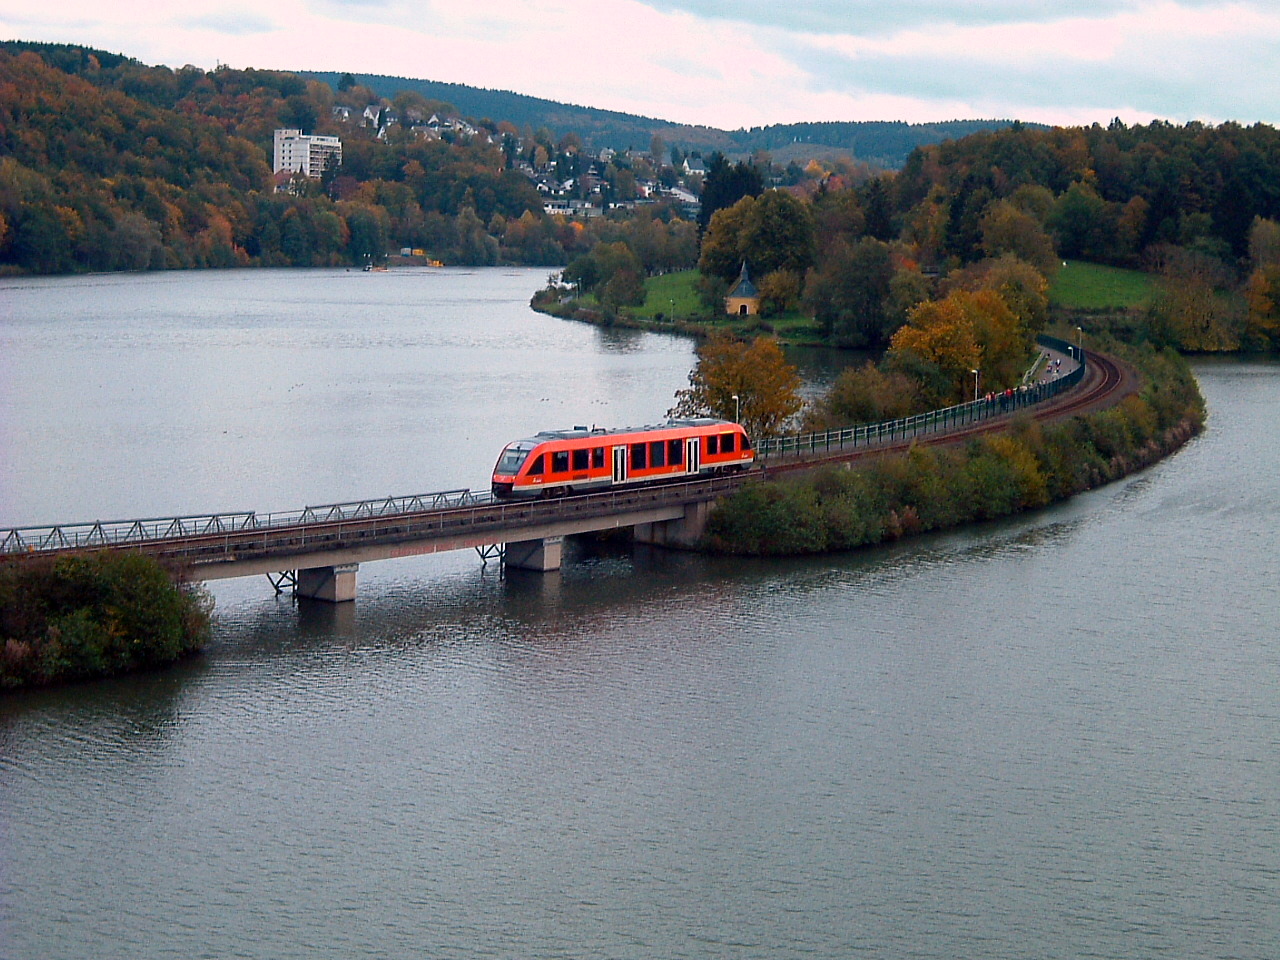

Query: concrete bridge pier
632 500 713 549
296 563 359 602
504 536 563 572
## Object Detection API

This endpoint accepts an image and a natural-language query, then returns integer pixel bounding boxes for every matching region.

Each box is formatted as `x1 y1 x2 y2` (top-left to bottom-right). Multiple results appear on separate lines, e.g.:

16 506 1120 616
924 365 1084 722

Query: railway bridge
1 337 1129 601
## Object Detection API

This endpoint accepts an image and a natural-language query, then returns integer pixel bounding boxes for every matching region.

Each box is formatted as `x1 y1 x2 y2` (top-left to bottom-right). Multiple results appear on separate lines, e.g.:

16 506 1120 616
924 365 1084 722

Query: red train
492 418 754 498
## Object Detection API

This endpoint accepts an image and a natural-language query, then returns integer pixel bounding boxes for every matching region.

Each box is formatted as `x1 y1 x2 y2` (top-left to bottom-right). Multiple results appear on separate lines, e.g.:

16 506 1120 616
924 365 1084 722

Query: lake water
1 270 1277 960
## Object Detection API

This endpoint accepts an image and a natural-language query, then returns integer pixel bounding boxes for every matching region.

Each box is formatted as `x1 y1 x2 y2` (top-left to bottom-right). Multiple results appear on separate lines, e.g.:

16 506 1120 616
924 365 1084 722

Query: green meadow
1049 260 1155 310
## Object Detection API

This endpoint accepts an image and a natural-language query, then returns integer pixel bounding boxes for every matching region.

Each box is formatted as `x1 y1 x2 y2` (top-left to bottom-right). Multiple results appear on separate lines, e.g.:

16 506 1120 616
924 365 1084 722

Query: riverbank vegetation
0 552 210 690
701 341 1204 556
541 118 1280 357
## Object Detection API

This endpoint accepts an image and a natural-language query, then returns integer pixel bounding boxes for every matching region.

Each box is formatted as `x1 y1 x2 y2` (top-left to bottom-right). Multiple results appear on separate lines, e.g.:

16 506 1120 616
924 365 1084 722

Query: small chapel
723 262 760 316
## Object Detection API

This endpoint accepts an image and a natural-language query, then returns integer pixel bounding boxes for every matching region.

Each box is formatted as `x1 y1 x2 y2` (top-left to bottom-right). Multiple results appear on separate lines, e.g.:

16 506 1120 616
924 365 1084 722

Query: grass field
631 270 823 342
632 270 704 320
1049 260 1156 310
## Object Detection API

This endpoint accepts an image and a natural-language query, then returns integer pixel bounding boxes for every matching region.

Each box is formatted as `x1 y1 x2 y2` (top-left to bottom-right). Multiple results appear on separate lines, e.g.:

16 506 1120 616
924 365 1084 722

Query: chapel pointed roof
727 261 758 298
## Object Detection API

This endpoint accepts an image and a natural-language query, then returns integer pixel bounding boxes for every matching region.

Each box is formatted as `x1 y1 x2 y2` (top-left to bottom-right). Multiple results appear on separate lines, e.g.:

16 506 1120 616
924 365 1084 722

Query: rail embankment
701 342 1203 556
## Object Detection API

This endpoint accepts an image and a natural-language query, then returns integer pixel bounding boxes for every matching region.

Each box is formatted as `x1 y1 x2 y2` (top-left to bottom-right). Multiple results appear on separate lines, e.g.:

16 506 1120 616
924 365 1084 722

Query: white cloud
177 10 278 35
2 0 1279 127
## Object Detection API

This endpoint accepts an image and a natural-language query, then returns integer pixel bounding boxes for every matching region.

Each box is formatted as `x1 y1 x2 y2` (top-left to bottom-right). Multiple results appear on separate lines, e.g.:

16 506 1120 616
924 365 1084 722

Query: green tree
742 190 817 278
803 237 895 347
980 199 1059 277
699 191 815 282
1049 181 1113 260
803 362 925 430
344 203 390 264
0 551 210 689
698 152 763 230
600 268 646 313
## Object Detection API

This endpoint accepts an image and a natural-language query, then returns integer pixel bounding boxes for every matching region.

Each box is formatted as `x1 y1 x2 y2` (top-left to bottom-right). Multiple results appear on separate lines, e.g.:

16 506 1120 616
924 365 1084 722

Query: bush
703 340 1203 556
0 551 211 689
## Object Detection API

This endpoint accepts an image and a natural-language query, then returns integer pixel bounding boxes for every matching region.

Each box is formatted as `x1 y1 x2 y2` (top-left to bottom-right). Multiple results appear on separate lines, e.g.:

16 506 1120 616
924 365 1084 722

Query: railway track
2 348 1139 570
764 347 1137 477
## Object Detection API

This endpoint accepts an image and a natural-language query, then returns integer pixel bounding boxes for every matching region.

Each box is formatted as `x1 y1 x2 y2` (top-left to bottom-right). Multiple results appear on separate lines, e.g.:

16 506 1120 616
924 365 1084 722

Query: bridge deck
1 337 1112 583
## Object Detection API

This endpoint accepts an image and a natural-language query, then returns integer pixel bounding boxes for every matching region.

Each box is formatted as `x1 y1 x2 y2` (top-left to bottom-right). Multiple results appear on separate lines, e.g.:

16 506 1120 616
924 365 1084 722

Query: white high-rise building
273 129 343 178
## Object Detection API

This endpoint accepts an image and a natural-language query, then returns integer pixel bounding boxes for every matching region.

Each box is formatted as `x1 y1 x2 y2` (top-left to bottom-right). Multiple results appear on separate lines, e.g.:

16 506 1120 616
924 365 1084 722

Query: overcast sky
2 0 1274 129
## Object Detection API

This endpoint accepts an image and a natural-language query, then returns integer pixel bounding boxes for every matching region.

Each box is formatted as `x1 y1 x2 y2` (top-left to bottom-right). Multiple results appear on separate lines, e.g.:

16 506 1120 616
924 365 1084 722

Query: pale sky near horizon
0 0 1274 130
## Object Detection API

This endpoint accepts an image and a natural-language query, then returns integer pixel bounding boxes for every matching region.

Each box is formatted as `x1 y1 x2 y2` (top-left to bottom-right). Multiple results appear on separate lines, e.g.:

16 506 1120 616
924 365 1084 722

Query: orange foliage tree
889 288 1028 402
669 333 803 438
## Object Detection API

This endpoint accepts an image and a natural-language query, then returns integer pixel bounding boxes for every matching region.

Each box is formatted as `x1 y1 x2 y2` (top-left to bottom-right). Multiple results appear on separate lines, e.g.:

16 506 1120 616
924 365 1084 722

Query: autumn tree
888 295 982 403
698 197 756 279
699 191 816 294
980 199 1059 277
888 288 1027 402
945 254 1050 334
669 333 803 438
1145 246 1243 351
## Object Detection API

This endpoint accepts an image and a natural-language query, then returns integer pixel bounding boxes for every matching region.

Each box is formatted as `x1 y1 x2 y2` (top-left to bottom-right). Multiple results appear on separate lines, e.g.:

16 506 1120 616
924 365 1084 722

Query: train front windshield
496 444 533 475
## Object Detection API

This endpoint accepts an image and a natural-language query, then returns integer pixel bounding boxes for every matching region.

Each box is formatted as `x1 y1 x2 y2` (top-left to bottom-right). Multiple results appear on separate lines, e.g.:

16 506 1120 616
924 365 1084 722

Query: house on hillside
724 262 760 316
273 129 342 180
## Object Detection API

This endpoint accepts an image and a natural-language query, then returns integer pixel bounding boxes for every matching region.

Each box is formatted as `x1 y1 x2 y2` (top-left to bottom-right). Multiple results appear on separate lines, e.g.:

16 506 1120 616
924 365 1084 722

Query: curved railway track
2 348 1139 571
764 347 1136 477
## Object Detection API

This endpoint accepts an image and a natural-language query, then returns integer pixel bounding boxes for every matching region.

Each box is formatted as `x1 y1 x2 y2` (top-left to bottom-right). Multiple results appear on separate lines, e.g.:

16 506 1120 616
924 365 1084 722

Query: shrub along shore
0 551 211 691
701 342 1204 556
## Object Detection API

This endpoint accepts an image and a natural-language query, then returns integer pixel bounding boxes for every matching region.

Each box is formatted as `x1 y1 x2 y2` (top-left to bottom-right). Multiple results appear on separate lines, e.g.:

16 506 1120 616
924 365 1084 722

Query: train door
612 445 628 485
686 436 701 474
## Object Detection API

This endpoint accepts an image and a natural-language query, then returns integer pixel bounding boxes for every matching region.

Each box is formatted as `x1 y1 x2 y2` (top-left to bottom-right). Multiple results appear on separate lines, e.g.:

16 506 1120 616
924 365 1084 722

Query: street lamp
1076 325 1084 360
971 369 980 403
732 394 740 423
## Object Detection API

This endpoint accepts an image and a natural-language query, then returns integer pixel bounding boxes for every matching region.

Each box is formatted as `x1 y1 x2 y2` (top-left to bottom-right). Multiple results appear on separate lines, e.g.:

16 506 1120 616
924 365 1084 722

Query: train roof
510 418 735 446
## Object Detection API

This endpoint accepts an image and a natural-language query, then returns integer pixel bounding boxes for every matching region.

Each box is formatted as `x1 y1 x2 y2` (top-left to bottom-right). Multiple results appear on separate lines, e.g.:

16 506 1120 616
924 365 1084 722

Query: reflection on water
2 272 1279 960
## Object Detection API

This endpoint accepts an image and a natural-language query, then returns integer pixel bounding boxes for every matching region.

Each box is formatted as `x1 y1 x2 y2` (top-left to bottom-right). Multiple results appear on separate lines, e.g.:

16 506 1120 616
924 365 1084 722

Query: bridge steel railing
0 490 494 557
756 334 1084 461
0 476 750 566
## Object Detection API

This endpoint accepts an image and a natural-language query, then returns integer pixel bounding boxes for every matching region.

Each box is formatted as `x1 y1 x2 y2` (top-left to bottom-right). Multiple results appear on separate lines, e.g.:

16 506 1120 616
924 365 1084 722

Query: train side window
650 441 666 467
592 447 605 469
630 442 647 470
572 448 589 471
553 450 570 473
668 439 683 465
721 433 735 452
707 434 719 455
528 454 545 476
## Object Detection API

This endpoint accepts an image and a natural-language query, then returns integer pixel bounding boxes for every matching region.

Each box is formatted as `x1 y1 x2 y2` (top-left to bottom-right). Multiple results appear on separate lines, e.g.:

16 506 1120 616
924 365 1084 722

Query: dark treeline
678 117 1280 357
887 120 1280 351
893 119 1280 264
301 68 1022 164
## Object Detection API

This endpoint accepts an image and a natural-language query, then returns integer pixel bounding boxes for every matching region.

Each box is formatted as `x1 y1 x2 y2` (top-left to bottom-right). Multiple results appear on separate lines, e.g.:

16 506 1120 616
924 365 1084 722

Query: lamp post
1076 325 1084 360
732 394 740 424
971 369 980 403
